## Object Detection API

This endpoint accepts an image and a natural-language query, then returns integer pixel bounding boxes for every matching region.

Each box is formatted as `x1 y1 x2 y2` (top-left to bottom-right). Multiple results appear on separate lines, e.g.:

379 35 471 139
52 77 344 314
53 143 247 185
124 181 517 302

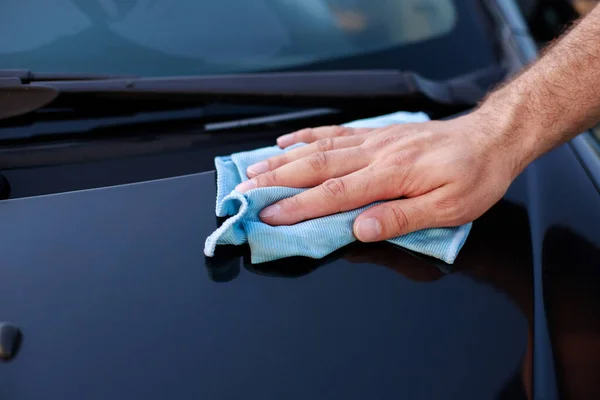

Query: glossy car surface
0 170 532 400
0 1 599 400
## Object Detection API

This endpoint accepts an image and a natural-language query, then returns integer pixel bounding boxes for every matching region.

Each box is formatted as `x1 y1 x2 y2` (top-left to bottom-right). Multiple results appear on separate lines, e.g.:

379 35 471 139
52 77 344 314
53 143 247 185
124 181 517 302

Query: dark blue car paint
1 1 600 399
0 170 532 400
1 138 598 398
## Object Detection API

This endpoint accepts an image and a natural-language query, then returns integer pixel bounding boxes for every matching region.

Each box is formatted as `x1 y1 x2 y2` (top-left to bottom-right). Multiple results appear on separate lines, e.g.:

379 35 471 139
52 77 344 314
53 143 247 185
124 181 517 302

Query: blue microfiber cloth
204 111 472 265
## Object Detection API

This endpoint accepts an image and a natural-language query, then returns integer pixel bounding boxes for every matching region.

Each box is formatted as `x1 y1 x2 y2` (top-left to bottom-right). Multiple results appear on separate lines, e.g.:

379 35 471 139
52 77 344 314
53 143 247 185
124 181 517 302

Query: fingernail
277 134 294 148
247 161 269 177
235 179 256 193
355 218 382 242
260 204 280 219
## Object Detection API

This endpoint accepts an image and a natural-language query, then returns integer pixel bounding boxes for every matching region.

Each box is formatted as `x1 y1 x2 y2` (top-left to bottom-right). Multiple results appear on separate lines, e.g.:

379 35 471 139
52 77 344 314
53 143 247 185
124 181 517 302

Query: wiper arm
0 69 136 83
0 67 507 121
0 69 137 120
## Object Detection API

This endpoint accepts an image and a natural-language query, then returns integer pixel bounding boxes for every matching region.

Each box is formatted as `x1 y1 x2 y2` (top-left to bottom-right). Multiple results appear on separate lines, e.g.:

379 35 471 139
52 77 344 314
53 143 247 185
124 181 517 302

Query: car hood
0 170 535 399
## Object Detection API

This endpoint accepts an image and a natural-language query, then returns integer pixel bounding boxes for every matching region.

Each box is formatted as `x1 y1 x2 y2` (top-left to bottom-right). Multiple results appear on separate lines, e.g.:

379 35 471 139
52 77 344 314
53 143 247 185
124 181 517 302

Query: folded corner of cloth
204 111 472 265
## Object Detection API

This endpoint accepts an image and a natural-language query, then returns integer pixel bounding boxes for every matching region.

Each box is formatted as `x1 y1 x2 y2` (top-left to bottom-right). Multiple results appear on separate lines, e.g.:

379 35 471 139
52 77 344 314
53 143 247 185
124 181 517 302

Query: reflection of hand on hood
0 0 91 54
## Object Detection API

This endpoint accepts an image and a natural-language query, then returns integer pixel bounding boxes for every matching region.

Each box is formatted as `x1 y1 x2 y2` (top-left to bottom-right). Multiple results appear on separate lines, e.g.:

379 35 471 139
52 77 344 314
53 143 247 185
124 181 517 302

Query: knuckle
296 128 314 142
321 178 347 198
330 126 350 137
364 134 399 152
316 138 334 152
257 170 278 186
435 196 466 224
305 152 329 171
389 205 410 231
265 156 280 170
382 149 419 167
435 196 457 212
279 196 298 212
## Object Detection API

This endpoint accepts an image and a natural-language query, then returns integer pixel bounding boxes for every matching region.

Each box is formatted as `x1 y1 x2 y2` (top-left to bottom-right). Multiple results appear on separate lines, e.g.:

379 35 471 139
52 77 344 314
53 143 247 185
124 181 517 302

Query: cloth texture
204 111 472 264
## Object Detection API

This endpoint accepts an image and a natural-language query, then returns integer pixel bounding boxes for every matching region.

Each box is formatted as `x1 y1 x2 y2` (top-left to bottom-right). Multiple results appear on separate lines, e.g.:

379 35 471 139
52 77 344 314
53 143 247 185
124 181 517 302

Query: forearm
477 5 600 175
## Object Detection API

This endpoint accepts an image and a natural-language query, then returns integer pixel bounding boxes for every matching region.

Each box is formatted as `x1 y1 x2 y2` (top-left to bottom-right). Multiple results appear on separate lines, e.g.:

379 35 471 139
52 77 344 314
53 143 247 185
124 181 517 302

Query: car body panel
2 0 600 399
0 171 533 400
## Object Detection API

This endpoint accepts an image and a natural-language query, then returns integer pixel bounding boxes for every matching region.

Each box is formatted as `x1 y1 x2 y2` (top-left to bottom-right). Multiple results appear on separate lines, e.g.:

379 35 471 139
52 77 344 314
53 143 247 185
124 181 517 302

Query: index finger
258 166 390 225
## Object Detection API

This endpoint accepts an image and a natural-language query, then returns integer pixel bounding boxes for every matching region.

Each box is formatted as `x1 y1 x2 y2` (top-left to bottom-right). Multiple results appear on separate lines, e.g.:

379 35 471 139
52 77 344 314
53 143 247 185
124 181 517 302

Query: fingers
237 146 368 192
257 166 397 225
247 135 365 178
277 126 371 148
353 192 444 242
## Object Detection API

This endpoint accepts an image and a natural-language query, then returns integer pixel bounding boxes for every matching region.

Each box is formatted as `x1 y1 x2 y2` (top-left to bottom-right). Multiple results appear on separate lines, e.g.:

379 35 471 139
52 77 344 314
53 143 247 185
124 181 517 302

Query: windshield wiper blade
0 67 507 121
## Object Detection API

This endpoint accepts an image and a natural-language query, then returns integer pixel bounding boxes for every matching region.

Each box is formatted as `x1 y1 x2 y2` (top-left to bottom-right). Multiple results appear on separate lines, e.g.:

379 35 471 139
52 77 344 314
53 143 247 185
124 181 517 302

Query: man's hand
235 111 519 242
233 4 600 242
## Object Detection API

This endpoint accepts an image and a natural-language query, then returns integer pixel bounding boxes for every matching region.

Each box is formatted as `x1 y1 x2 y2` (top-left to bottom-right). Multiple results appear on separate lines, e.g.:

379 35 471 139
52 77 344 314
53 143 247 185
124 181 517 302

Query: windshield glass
1 0 495 79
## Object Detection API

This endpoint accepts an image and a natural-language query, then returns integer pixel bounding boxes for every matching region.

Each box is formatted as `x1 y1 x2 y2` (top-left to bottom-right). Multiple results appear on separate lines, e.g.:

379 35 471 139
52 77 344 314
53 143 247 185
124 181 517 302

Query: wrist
472 86 543 179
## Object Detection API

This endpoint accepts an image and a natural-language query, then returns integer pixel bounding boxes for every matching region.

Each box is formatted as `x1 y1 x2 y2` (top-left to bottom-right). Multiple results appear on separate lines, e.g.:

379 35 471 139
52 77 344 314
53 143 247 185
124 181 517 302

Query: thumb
353 193 441 241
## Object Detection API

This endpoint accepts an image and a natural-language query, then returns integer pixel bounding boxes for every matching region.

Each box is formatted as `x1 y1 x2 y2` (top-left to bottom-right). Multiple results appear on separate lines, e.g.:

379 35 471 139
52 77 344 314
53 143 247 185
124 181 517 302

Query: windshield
1 0 496 79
